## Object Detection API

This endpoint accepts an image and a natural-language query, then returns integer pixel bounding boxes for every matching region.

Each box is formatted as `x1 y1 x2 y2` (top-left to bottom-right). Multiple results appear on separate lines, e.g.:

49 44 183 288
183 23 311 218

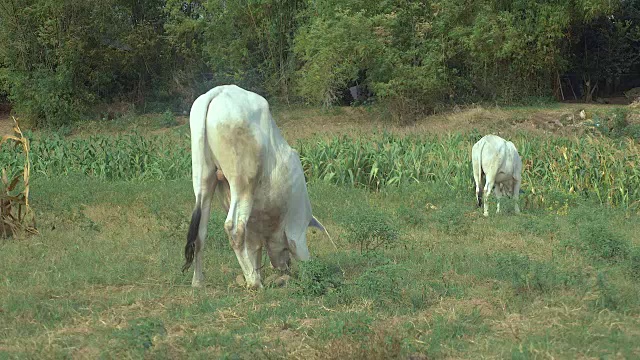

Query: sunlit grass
1 177 639 358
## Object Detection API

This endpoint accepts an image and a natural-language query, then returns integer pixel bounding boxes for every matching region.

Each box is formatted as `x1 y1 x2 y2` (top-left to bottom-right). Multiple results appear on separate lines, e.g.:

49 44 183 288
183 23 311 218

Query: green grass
2 106 640 358
1 175 640 359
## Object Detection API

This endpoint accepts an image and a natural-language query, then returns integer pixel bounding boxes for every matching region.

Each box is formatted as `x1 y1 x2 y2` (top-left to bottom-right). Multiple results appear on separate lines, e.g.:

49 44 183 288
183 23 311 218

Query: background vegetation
2 107 640 358
2 0 640 357
1 0 639 125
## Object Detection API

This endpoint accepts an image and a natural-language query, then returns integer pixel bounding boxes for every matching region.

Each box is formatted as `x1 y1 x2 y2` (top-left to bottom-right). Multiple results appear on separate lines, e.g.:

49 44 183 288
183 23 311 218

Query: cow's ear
309 216 326 232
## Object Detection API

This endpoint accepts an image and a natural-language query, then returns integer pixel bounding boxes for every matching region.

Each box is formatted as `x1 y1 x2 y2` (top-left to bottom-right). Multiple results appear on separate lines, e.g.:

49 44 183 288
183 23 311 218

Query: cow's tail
183 202 202 273
474 140 486 207
310 216 337 249
182 88 223 273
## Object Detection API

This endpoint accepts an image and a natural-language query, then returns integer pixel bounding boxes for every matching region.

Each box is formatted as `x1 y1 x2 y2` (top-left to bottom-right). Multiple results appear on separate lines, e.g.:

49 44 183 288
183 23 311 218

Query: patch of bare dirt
0 113 13 136
271 103 636 143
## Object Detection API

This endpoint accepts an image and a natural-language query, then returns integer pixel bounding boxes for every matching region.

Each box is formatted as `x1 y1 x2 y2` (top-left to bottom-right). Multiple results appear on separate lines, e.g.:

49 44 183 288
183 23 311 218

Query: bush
627 247 640 277
341 208 400 253
430 203 470 236
579 223 630 263
493 253 582 295
294 259 343 297
353 264 406 306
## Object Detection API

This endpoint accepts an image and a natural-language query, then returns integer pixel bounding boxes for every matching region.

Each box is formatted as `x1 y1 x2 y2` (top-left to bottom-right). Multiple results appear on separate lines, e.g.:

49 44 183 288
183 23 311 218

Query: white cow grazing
471 134 522 217
182 85 329 289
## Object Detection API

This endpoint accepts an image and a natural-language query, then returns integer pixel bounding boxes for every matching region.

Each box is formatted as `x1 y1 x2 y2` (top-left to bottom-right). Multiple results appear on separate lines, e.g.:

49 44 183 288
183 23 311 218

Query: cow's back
202 85 295 220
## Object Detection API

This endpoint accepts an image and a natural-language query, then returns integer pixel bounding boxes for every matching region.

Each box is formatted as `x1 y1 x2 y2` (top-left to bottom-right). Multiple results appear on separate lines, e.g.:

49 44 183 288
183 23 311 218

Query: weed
158 110 178 128
294 259 343 297
320 312 373 341
354 264 407 306
114 318 167 351
418 309 488 356
429 203 470 235
628 247 640 277
493 253 582 295
341 208 400 254
397 201 427 227
579 222 630 263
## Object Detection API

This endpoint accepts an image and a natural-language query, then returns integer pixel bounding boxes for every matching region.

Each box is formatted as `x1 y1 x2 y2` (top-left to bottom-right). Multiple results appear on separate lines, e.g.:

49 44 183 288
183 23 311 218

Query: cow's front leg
229 221 263 290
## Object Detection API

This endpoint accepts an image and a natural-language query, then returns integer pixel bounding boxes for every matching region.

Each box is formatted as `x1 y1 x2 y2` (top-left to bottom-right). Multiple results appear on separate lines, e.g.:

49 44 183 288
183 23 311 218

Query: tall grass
3 130 640 207
298 132 640 208
0 132 192 181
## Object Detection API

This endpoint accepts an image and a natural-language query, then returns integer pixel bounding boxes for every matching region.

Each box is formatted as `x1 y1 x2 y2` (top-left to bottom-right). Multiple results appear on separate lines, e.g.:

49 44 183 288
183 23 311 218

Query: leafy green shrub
587 108 640 141
294 259 343 297
493 253 582 295
320 312 373 341
114 318 166 351
579 223 630 263
627 247 640 277
430 203 469 236
159 109 178 128
341 208 400 253
354 264 406 306
593 272 621 311
397 202 427 227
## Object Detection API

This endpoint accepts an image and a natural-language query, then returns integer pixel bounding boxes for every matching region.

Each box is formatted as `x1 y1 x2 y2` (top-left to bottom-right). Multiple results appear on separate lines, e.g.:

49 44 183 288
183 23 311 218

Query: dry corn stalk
1 117 37 238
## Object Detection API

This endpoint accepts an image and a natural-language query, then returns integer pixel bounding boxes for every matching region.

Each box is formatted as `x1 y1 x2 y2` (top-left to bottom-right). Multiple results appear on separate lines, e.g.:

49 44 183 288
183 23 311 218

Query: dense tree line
0 0 638 126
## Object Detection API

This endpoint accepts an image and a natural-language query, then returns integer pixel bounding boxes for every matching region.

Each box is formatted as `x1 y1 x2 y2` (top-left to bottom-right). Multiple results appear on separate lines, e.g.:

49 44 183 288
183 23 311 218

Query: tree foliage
0 0 636 126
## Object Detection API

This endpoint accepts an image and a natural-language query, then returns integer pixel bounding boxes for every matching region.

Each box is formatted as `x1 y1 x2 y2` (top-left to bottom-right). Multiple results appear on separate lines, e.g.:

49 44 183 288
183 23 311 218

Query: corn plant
1 118 37 238
5 128 640 208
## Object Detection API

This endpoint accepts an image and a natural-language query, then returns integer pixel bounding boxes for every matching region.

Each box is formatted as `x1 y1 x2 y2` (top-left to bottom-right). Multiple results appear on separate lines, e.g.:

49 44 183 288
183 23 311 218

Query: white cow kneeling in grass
472 134 522 217
182 85 328 289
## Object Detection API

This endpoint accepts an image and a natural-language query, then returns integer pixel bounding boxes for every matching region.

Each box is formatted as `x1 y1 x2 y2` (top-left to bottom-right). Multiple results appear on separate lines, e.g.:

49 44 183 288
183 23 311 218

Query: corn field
2 131 640 208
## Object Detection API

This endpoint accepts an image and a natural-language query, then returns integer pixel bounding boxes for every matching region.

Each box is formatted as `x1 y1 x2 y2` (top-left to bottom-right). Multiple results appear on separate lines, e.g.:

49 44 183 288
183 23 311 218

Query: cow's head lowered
282 150 330 261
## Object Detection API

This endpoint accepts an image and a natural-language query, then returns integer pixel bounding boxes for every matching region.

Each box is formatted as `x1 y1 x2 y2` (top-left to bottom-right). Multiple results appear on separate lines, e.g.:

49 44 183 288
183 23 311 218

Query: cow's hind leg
483 175 495 217
184 166 218 288
472 158 484 208
494 183 504 214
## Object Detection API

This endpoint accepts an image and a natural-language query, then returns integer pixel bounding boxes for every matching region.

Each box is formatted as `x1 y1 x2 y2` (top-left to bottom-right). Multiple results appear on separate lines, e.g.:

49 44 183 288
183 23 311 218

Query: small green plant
397 201 426 227
320 312 373 341
114 318 166 351
493 253 581 295
354 264 406 306
420 309 487 356
294 259 343 297
159 109 178 128
430 203 469 235
342 209 400 253
627 247 640 277
579 222 630 263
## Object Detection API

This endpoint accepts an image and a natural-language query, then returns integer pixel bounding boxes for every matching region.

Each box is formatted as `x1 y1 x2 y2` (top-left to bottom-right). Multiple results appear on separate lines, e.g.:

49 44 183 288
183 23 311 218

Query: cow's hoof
236 274 263 290
191 281 204 288
483 212 489 217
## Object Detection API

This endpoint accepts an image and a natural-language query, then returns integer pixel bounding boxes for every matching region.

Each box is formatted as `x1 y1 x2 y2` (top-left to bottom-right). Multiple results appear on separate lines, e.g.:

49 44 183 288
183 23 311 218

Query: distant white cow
182 85 329 289
471 134 522 217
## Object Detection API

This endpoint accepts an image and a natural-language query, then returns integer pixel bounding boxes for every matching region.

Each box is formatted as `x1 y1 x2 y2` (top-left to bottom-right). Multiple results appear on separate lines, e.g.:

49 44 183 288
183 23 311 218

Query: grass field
1 104 640 359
